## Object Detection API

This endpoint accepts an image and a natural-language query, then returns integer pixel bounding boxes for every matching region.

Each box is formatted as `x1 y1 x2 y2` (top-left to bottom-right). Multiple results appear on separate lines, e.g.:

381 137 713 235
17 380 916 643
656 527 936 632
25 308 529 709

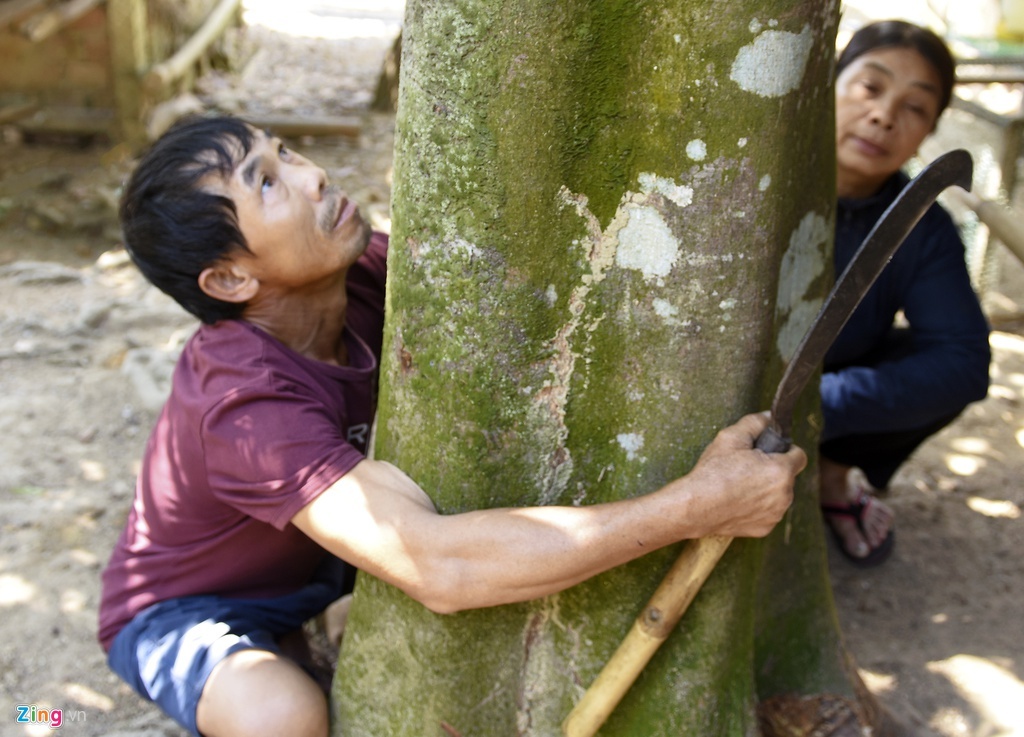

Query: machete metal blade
757 148 974 453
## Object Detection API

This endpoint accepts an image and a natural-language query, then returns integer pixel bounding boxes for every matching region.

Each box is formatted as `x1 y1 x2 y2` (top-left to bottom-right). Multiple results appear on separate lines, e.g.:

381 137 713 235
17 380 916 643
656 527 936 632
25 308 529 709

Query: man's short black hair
119 115 257 324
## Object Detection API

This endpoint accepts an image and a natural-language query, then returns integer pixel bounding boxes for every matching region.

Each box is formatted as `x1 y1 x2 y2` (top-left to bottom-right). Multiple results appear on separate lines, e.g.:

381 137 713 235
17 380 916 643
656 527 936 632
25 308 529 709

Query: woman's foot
819 459 895 566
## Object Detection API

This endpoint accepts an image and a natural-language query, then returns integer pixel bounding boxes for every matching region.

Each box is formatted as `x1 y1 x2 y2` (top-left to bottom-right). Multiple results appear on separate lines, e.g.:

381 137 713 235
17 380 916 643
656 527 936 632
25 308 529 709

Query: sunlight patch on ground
950 437 992 455
991 383 1020 401
859 669 897 694
79 459 106 482
944 452 984 476
966 496 1022 519
63 682 115 711
68 548 99 566
242 0 402 40
927 655 1024 736
60 588 87 613
991 331 1024 356
0 572 37 606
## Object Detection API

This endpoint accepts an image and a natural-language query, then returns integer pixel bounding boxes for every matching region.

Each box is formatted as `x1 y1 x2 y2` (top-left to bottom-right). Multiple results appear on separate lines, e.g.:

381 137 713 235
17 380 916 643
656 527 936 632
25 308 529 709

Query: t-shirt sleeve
201 383 365 530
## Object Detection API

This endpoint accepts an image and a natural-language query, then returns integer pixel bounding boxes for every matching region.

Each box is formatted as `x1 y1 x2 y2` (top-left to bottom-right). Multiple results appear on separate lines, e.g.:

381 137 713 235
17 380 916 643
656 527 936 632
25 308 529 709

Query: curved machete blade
757 149 974 453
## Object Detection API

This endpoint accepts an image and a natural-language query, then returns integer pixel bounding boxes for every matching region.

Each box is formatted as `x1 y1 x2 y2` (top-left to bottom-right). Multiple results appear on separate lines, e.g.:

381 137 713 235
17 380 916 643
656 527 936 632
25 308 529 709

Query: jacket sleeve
821 208 991 440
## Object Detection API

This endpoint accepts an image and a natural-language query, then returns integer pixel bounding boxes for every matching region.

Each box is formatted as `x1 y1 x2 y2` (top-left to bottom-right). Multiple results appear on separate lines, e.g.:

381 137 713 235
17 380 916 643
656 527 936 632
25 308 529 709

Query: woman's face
835 46 944 198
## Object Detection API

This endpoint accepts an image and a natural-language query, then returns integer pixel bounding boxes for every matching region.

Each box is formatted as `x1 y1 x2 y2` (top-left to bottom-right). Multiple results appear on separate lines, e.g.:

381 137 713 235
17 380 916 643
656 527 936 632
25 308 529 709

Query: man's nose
290 161 327 200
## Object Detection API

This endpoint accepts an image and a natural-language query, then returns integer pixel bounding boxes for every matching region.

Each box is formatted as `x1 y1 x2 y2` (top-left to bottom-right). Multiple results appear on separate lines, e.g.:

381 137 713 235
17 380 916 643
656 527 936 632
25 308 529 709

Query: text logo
14 704 86 729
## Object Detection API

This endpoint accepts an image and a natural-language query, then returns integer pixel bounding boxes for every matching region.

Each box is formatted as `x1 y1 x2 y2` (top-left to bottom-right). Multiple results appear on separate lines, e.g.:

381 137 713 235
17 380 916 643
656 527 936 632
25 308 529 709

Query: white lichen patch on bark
616 206 679 281
775 211 829 360
407 236 482 281
616 432 645 461
653 297 681 326
638 172 694 208
685 139 708 161
730 24 813 98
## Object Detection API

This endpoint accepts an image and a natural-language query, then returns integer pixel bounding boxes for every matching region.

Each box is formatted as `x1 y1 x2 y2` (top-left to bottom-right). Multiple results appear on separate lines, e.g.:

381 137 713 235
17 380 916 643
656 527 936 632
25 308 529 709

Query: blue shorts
106 559 354 736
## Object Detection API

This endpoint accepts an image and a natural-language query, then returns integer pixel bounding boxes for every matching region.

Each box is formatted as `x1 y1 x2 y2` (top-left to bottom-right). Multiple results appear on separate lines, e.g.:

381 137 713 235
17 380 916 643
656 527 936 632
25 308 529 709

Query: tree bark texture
334 1 862 735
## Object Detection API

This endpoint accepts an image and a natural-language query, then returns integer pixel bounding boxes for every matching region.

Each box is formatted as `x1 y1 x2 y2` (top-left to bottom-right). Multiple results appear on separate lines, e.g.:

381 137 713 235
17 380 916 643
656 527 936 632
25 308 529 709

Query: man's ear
198 261 259 304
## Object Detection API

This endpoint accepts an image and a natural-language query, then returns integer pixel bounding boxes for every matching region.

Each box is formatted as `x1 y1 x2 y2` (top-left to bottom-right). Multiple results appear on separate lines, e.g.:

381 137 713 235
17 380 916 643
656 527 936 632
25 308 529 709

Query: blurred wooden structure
955 53 1024 204
0 0 241 147
950 49 1024 290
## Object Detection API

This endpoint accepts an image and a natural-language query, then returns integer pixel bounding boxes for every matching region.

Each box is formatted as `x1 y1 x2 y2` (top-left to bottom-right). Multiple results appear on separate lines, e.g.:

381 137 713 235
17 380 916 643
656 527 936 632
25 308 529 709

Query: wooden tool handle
565 413 794 735
562 535 733 737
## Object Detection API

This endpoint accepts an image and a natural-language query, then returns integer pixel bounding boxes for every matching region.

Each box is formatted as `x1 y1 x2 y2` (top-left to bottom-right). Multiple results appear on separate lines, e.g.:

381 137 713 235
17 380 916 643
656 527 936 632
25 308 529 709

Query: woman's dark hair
836 20 956 118
119 115 257 324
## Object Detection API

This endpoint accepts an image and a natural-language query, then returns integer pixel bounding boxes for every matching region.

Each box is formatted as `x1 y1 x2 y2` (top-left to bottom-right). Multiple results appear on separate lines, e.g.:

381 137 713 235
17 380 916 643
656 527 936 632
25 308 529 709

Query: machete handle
754 424 790 454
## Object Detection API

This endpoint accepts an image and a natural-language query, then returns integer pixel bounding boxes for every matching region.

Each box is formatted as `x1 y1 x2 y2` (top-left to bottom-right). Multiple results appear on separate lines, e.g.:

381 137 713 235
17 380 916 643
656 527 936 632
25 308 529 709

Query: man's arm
290 412 805 614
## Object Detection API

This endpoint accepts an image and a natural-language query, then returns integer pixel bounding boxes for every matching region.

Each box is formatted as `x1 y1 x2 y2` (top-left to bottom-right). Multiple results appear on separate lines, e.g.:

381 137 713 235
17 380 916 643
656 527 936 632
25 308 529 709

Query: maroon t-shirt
98 233 387 651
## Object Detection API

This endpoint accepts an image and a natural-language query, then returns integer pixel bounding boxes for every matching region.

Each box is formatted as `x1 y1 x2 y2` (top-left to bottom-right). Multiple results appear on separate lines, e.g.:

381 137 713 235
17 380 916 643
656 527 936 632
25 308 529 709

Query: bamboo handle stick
562 535 733 737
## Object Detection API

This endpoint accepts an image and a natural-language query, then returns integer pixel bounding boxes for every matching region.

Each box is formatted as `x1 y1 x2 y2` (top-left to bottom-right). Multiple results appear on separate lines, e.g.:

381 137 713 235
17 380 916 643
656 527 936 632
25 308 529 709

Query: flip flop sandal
821 489 895 568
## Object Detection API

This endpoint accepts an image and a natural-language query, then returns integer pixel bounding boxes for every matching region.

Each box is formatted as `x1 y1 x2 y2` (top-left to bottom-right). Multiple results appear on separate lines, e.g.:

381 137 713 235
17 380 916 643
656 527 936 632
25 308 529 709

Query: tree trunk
333 1 878 734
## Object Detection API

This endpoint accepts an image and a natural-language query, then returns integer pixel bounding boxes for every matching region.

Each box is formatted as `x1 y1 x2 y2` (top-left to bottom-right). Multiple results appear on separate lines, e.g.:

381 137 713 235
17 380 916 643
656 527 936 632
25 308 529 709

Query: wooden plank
0 98 39 123
239 114 362 139
956 71 1024 84
19 0 104 42
15 106 115 136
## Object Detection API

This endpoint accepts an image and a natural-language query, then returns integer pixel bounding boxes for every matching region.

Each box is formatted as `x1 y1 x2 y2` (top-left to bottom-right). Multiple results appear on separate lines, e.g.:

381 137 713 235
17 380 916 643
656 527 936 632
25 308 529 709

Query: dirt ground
1 6 1022 737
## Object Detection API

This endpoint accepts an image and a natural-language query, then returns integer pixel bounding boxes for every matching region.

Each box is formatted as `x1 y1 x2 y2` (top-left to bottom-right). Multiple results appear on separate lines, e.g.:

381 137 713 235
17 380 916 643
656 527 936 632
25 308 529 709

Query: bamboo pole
142 0 241 96
948 188 1024 267
562 535 733 737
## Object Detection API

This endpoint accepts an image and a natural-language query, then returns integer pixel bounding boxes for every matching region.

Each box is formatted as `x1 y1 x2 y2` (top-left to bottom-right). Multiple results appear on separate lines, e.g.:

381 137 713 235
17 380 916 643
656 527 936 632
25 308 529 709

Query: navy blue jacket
820 171 991 441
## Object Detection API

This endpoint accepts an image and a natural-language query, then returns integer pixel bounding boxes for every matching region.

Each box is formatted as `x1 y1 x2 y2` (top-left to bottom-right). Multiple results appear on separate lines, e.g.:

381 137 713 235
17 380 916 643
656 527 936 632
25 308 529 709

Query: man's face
209 128 371 292
835 47 942 198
